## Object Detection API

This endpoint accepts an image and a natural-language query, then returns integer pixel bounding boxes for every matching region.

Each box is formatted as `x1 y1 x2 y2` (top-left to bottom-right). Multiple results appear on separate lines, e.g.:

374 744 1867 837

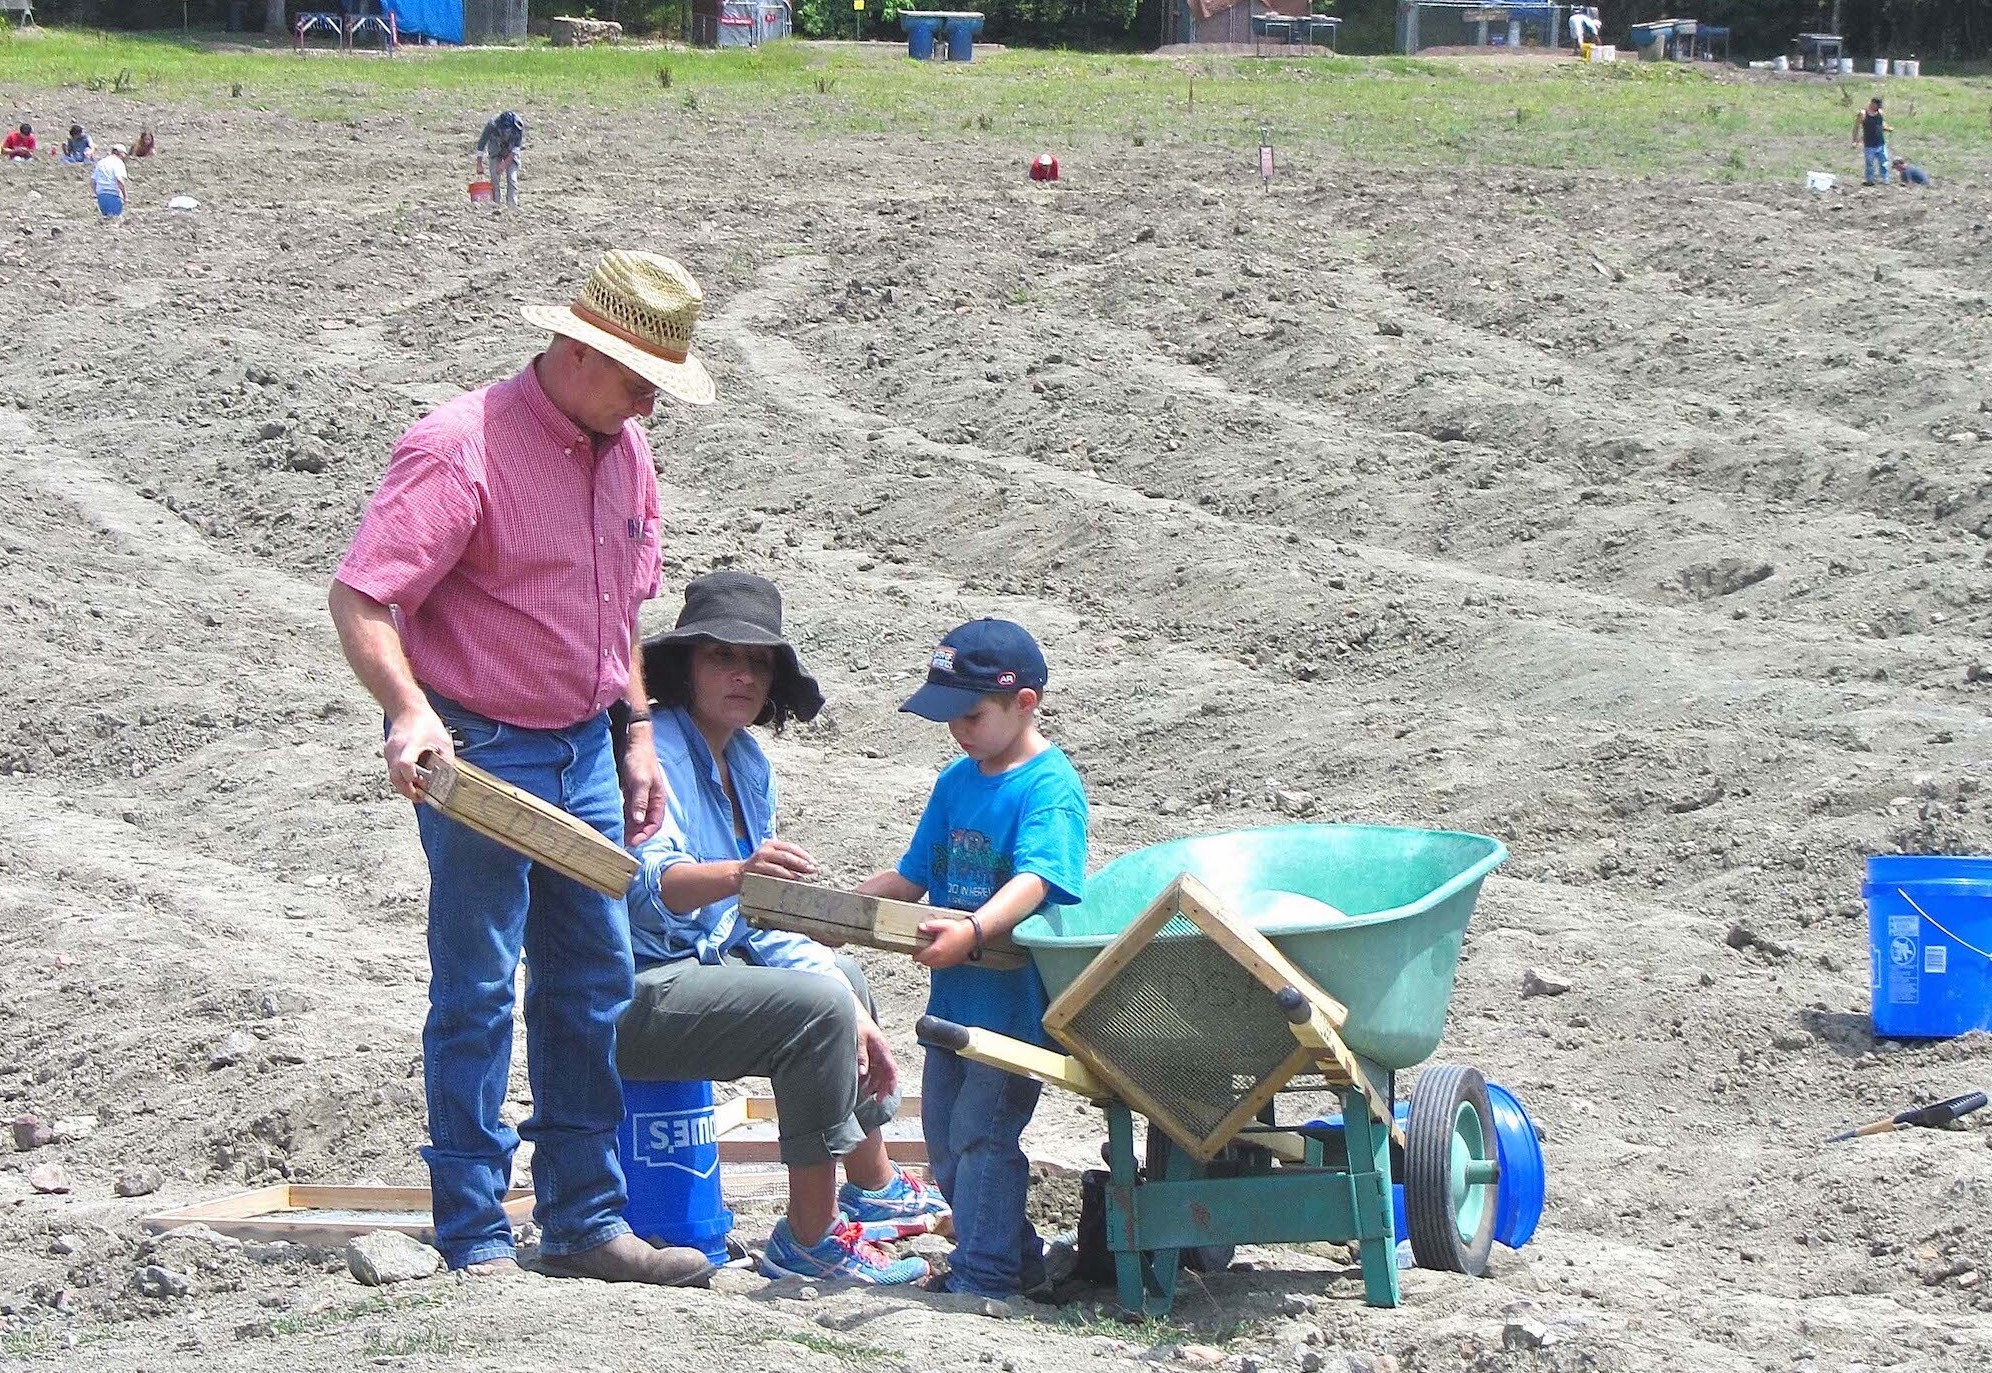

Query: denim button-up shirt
627 706 840 978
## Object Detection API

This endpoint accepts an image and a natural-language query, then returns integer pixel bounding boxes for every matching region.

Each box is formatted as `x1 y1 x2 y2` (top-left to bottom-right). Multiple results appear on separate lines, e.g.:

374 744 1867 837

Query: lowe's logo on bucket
631 1108 719 1177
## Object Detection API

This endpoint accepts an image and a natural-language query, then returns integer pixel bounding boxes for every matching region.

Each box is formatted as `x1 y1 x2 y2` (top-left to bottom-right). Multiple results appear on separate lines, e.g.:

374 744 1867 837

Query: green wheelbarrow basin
1015 824 1507 1071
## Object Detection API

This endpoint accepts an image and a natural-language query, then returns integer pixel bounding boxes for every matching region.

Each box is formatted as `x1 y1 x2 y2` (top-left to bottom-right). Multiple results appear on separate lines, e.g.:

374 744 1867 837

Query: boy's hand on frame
914 915 978 969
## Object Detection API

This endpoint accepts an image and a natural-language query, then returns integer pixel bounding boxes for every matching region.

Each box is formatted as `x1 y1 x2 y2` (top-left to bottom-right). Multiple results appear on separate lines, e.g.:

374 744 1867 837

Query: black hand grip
1897 1091 1989 1129
916 1015 970 1052
1276 985 1311 1024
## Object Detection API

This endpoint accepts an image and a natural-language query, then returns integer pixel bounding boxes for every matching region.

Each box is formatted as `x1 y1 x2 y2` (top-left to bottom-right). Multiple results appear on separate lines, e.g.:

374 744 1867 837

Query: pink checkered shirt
336 360 663 731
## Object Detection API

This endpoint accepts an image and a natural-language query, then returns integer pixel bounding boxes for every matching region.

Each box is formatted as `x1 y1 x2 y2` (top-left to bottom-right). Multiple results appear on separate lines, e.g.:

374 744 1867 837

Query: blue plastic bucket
1309 1078 1545 1252
1864 856 1992 1038
616 1078 733 1263
903 16 939 60
1484 1082 1545 1248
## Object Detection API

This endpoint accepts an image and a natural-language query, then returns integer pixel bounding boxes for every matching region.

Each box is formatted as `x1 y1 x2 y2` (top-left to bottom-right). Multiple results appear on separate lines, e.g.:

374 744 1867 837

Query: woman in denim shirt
617 571 945 1284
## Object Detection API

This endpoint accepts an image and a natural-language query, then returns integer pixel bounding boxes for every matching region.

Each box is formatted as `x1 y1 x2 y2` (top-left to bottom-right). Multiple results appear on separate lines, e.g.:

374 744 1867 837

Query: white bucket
1805 170 1836 192
1905 59 1921 77
1838 57 1854 75
1772 55 1788 72
1588 44 1616 64
1892 59 1908 76
1874 57 1888 76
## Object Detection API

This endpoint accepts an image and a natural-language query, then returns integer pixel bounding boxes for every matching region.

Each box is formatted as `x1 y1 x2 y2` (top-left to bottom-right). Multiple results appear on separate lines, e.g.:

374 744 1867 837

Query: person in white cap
329 251 718 1287
91 143 128 220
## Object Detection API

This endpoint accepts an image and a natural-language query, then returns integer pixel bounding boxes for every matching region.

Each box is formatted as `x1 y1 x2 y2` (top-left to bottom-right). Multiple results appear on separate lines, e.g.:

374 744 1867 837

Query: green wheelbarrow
918 823 1506 1315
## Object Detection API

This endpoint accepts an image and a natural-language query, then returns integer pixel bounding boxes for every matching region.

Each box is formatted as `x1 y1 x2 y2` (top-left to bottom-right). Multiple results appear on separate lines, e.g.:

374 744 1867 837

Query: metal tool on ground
415 750 638 897
738 873 1028 971
944 823 1508 1314
1826 1091 1988 1143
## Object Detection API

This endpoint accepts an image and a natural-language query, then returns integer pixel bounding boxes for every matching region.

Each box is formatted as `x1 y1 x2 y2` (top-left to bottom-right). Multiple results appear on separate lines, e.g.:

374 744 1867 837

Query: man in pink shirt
329 251 719 1286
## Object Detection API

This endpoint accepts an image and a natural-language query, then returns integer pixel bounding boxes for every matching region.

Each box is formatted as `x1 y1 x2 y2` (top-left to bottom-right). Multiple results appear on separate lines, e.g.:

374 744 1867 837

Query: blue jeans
413 694 635 1268
922 1047 1043 1299
1864 144 1889 184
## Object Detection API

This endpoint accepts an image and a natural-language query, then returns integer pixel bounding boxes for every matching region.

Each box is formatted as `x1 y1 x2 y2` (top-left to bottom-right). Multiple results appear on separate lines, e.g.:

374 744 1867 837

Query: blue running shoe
758 1219 929 1285
839 1165 953 1241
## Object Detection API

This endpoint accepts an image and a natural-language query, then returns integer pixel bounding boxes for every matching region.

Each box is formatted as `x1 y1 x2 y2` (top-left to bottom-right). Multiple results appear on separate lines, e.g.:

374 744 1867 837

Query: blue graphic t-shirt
897 745 1089 1047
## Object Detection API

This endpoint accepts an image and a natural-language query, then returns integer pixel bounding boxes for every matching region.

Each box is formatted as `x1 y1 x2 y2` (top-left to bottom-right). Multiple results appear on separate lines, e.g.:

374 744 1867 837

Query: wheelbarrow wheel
1404 1063 1498 1276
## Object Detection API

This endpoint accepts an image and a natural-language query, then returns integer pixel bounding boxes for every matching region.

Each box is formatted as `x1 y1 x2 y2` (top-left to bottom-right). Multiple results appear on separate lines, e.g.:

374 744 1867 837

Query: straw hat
522 250 715 407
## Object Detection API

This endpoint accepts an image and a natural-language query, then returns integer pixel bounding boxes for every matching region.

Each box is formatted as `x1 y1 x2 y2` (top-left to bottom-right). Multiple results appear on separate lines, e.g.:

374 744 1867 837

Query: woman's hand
735 838 818 889
854 1002 898 1102
914 915 978 969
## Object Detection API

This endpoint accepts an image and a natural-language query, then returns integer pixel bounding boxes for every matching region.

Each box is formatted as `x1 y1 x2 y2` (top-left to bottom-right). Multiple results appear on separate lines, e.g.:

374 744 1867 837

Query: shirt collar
509 354 596 455
666 706 770 795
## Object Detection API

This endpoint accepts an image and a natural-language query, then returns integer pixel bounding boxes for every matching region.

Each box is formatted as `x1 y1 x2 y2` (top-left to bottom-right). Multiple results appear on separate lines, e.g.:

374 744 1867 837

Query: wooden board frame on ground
711 1093 930 1167
139 1185 536 1249
738 874 1029 971
1042 872 1402 1161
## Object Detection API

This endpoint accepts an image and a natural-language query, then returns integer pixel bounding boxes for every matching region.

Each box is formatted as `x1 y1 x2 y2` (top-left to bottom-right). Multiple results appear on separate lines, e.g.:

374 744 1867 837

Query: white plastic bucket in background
1892 59 1907 76
1772 55 1788 72
1588 44 1615 64
1874 57 1888 76
1838 57 1854 75
1906 59 1921 77
1806 171 1836 192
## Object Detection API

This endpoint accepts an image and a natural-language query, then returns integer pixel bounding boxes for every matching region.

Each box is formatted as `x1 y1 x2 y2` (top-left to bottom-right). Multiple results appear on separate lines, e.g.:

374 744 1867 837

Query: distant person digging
1891 157 1931 187
474 110 524 211
59 124 94 164
91 143 128 222
1853 97 1893 186
3 124 34 162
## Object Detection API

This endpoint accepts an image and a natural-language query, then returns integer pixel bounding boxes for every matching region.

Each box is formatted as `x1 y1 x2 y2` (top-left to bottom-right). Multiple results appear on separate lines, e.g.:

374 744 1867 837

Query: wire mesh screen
1058 933 1302 1149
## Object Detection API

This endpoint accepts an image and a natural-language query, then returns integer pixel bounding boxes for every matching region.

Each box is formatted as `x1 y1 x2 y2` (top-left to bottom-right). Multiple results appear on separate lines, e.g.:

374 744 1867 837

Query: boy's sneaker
839 1166 953 1241
759 1218 929 1285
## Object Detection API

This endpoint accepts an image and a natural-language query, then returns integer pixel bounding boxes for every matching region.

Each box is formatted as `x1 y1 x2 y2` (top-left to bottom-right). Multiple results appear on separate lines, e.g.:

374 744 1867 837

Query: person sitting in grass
3 124 35 162
617 571 947 1286
59 125 94 164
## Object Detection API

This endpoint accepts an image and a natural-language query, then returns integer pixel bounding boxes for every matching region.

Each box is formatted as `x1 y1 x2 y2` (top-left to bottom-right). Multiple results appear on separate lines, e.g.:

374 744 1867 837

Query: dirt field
4 53 1992 1373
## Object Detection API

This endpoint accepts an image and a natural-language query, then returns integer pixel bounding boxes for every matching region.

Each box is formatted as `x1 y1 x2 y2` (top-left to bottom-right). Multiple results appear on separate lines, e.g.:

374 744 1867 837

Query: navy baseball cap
900 619 1048 722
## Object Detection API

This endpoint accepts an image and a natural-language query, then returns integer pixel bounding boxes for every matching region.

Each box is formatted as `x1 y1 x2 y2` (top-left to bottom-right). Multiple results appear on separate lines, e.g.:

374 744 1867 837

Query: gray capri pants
616 953 898 1168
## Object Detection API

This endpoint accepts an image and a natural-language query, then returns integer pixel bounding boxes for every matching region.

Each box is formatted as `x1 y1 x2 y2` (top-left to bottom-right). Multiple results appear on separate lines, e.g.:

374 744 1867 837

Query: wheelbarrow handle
915 1015 972 1052
916 1016 1113 1102
1275 985 1311 1024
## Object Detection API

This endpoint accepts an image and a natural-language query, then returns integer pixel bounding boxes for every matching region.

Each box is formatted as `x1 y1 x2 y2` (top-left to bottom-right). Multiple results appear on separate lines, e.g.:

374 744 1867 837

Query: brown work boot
537 1233 714 1287
460 1257 523 1277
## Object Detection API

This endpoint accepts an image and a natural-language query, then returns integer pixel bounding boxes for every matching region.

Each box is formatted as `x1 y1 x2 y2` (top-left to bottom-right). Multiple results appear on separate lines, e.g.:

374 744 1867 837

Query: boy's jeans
494 154 519 208
923 1047 1043 1298
1864 144 1890 184
413 695 635 1269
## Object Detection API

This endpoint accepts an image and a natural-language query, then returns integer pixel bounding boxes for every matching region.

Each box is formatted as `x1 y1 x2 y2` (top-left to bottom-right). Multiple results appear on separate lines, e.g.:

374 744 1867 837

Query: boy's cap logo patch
995 670 1018 688
930 646 956 673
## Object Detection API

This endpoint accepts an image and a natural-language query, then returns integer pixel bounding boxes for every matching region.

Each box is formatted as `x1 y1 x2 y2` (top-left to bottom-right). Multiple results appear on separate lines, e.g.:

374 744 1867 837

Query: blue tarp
383 0 461 43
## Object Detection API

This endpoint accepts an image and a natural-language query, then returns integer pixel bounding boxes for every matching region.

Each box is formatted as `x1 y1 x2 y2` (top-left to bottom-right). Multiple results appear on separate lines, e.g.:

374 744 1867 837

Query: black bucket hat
642 571 824 724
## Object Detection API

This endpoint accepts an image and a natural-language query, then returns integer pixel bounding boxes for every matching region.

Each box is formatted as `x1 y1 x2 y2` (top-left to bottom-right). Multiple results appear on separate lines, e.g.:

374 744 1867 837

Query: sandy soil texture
3 62 1992 1373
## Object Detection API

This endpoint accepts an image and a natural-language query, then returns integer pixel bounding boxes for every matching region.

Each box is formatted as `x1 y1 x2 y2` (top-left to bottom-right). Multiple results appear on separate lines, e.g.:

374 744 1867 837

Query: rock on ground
346 1231 443 1287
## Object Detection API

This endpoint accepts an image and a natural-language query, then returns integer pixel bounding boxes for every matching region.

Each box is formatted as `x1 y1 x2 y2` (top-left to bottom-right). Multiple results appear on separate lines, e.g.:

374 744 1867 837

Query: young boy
856 619 1088 1301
